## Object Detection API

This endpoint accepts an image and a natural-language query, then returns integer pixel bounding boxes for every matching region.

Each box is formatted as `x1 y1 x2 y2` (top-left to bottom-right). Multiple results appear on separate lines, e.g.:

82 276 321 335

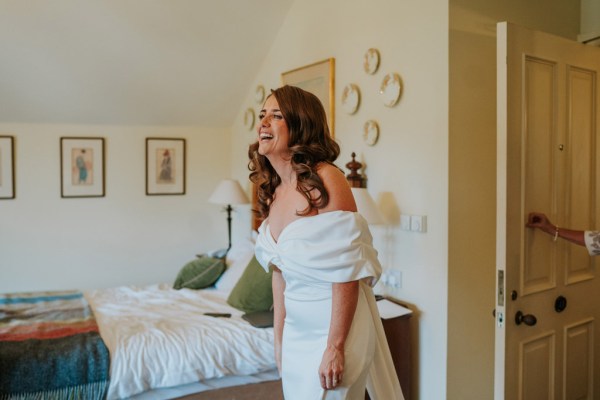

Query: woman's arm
319 280 359 390
316 164 360 389
271 266 286 374
526 212 585 246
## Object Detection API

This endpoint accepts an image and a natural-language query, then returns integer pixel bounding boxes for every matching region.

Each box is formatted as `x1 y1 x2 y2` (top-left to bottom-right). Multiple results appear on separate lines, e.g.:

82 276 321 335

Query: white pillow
214 236 256 292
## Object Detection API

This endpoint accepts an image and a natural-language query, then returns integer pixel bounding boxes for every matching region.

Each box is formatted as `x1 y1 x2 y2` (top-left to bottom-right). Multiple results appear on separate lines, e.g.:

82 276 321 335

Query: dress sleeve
583 231 600 256
275 213 382 286
253 212 383 286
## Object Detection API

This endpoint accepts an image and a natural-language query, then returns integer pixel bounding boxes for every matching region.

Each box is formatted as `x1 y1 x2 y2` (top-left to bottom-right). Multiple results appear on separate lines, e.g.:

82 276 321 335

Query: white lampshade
209 179 250 205
351 187 384 224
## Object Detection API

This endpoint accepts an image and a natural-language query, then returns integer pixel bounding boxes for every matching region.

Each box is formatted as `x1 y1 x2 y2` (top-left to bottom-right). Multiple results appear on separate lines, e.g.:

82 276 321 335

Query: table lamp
209 179 250 252
351 187 384 224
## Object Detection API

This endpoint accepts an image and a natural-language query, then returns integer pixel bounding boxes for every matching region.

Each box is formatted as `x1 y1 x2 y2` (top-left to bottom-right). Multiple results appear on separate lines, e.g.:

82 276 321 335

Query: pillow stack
173 257 226 290
226 256 273 313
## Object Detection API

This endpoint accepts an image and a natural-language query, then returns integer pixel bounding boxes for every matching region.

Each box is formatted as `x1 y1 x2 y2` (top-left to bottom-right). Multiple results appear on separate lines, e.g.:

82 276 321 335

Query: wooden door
496 22 600 400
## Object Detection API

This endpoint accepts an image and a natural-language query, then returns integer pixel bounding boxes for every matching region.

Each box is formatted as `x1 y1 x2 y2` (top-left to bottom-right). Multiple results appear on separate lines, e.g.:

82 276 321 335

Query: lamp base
225 204 233 254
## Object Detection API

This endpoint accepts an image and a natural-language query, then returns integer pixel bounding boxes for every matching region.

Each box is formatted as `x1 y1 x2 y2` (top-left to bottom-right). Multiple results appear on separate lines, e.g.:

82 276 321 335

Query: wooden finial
345 152 365 188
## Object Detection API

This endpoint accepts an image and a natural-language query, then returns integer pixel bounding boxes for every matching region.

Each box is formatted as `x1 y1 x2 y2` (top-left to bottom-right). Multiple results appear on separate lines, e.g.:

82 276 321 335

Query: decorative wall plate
380 72 402 107
244 108 255 130
363 48 381 75
254 85 266 104
363 120 380 146
341 84 361 115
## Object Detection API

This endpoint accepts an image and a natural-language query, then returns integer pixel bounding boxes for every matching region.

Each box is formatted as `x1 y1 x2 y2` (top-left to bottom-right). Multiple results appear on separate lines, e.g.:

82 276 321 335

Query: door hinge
497 270 505 306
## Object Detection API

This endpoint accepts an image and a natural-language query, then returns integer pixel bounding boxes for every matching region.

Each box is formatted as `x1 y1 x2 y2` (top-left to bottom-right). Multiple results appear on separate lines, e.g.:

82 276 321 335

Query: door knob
515 311 537 326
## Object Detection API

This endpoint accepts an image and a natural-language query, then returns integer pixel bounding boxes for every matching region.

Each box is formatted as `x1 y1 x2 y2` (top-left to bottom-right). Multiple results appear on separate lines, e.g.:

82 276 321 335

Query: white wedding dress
255 211 404 400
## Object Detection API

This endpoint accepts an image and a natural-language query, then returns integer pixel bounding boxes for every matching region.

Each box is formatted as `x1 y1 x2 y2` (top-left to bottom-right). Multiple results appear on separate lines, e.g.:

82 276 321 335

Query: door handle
515 311 537 326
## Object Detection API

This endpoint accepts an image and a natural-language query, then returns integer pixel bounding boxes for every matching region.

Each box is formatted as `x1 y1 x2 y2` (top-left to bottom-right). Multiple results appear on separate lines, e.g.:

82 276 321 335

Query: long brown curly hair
248 85 340 220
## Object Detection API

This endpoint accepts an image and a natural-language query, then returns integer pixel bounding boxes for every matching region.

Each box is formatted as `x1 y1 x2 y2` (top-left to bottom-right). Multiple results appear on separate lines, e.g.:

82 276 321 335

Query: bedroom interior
0 0 592 399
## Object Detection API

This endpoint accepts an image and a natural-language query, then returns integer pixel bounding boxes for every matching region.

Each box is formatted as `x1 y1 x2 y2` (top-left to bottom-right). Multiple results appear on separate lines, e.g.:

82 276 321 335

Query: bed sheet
85 284 275 400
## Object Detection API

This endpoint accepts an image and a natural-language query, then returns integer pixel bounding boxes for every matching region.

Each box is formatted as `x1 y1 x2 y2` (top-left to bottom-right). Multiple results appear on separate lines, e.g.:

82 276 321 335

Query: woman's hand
527 211 587 247
526 212 555 235
319 281 358 390
319 344 344 390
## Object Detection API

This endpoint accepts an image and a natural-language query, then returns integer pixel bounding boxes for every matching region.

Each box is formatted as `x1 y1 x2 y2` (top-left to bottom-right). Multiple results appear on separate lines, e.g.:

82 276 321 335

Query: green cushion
227 256 273 313
173 257 226 290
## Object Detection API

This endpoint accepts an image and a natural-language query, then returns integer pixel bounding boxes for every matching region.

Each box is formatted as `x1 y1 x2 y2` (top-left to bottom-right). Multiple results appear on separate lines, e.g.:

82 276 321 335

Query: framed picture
281 57 335 136
60 137 105 198
146 138 186 195
0 136 15 199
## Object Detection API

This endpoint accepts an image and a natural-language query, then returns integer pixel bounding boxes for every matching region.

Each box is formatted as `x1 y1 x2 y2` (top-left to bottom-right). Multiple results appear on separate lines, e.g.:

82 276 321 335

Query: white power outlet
380 272 389 285
386 270 402 288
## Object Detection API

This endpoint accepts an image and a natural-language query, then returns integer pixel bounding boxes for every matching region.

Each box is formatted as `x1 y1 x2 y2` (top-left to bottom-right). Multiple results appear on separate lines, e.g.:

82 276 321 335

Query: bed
0 237 282 400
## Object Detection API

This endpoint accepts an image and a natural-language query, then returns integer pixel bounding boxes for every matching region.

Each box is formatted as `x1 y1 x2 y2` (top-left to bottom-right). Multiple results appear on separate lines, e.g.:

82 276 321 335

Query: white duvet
85 284 275 400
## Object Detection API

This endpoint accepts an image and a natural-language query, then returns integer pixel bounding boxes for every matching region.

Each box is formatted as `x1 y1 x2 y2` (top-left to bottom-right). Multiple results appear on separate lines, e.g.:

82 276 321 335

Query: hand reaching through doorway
526 212 600 255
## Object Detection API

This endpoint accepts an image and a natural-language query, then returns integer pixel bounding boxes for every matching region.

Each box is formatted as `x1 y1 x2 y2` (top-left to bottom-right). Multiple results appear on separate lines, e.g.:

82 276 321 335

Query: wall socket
381 270 402 288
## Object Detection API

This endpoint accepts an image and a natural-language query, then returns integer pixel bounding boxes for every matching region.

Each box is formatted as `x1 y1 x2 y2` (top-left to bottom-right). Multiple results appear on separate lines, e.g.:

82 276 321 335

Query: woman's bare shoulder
317 163 356 213
317 162 342 177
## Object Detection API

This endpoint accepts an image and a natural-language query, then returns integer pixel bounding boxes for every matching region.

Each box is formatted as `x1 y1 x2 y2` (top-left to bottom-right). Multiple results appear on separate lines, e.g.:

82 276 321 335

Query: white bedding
85 284 275 400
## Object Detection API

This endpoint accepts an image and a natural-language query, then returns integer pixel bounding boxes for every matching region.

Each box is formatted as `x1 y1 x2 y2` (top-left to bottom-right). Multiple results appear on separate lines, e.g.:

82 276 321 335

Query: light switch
400 214 411 231
410 215 427 232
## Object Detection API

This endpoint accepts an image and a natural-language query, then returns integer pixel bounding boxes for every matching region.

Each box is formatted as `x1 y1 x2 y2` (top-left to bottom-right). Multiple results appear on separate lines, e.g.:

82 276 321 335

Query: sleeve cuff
584 231 600 256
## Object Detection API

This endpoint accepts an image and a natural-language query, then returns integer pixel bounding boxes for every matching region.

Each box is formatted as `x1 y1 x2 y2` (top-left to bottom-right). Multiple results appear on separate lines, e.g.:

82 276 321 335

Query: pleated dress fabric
255 211 404 400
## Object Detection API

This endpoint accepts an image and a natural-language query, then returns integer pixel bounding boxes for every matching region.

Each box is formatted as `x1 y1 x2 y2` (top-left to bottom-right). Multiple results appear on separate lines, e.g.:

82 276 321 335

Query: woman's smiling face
257 95 290 159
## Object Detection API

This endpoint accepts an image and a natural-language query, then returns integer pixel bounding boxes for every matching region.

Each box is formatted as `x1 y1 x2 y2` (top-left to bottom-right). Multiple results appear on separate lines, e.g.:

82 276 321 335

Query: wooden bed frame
176 380 283 400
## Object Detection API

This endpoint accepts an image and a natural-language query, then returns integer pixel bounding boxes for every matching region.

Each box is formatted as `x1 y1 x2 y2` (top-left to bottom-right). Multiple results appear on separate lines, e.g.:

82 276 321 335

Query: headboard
252 184 262 231
345 152 366 188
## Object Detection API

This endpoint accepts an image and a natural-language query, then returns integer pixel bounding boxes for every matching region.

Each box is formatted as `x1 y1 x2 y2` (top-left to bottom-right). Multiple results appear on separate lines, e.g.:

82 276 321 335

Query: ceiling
0 0 294 126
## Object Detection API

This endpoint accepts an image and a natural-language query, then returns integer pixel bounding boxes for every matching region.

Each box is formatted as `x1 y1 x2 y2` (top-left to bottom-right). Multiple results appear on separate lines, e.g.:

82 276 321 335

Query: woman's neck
268 155 296 186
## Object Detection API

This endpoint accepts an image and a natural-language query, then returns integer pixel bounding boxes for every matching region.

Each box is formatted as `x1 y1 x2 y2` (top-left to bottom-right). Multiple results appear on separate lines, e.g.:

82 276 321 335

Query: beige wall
231 0 449 399
0 124 236 292
448 1 580 399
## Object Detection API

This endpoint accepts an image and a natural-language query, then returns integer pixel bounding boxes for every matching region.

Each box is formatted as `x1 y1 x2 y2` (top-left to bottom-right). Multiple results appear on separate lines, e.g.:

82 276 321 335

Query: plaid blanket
0 290 110 400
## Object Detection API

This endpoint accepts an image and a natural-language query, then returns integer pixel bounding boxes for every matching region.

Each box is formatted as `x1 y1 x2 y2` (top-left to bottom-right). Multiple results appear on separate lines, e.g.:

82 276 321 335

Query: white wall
581 0 600 41
0 124 238 293
231 0 449 399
